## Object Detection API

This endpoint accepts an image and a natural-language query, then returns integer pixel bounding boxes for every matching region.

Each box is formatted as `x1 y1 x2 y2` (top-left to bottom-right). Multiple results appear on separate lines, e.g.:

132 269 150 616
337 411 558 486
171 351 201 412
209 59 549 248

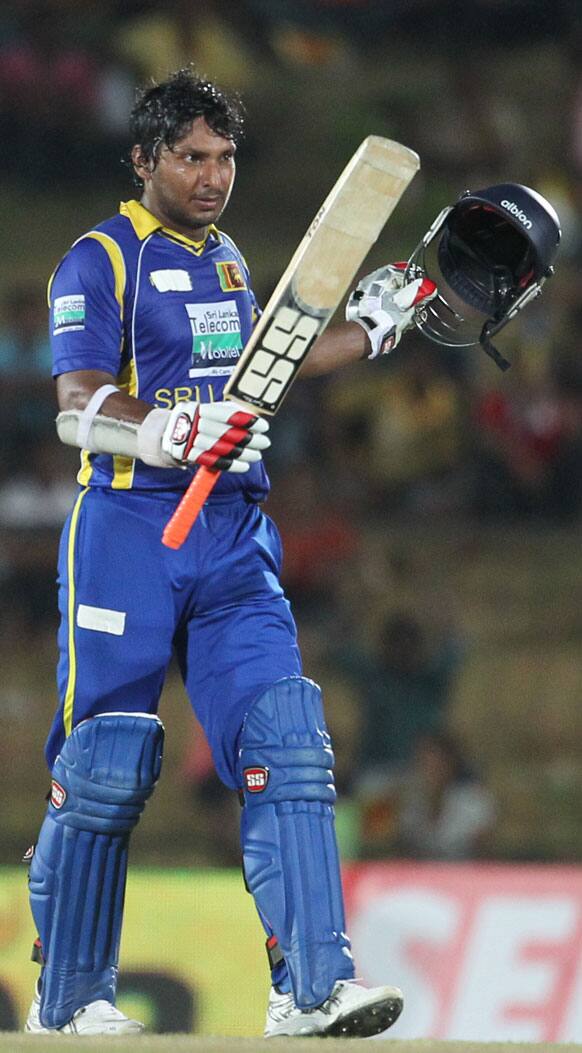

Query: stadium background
1 0 582 1039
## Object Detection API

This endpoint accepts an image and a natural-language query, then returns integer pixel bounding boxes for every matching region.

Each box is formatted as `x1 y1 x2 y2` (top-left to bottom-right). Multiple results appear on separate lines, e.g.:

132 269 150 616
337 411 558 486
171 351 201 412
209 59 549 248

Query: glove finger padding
190 435 263 463
198 400 270 433
392 276 437 311
161 400 271 472
197 416 271 450
193 450 252 473
346 263 437 359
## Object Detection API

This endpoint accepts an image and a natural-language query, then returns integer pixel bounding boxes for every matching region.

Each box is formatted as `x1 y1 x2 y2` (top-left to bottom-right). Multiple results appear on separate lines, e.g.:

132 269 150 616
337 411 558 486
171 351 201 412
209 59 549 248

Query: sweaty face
134 116 237 238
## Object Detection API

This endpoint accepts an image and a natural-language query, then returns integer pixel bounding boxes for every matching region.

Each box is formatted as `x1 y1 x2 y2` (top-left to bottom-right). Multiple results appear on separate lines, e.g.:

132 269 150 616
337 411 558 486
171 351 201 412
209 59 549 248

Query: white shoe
264 978 403 1038
25 981 144 1035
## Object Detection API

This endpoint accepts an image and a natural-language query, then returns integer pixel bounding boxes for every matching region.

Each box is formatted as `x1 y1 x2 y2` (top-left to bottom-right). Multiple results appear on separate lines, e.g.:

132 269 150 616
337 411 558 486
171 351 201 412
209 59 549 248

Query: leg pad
29 713 164 1028
239 677 353 1009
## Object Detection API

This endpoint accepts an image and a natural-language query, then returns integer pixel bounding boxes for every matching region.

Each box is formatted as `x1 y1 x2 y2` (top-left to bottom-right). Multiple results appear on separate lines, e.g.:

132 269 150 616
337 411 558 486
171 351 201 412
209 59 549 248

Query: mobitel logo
501 200 533 230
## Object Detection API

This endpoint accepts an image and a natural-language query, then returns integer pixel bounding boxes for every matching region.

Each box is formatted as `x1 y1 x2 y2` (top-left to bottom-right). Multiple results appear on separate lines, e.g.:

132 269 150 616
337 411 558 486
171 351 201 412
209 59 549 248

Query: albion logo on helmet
500 200 533 230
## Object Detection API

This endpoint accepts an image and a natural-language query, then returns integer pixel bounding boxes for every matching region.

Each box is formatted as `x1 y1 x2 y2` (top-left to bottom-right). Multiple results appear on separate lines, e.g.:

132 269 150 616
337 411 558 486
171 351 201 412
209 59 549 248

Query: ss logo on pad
243 767 270 793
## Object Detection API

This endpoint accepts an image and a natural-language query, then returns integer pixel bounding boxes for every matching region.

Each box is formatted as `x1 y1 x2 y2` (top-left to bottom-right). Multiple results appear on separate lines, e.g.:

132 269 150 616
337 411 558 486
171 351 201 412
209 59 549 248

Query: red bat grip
162 466 221 549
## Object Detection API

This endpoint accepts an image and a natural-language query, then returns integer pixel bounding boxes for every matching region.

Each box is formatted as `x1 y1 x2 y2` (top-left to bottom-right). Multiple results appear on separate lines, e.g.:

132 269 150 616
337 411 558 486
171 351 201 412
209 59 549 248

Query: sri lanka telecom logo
185 300 243 376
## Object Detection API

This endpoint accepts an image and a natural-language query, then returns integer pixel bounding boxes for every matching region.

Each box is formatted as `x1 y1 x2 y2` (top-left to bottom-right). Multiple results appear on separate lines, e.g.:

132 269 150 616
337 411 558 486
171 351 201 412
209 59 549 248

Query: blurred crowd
2 0 582 866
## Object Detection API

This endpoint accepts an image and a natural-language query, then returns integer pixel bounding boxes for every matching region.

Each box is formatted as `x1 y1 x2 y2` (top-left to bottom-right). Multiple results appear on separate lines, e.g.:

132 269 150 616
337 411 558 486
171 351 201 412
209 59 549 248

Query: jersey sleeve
241 255 261 325
48 236 124 378
250 284 261 326
220 231 262 325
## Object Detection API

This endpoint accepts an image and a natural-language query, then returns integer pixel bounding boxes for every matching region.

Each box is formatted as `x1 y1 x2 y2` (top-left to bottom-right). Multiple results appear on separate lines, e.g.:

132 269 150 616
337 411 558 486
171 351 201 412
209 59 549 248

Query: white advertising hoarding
344 862 582 1042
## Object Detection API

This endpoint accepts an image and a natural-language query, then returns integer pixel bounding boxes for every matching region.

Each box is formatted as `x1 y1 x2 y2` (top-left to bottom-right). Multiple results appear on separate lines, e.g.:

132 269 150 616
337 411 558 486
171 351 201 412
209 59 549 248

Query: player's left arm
301 263 437 377
299 320 369 377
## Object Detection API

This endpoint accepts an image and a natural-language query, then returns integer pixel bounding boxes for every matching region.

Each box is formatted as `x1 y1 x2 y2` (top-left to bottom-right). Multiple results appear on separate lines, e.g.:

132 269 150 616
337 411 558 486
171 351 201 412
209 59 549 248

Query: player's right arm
51 240 269 474
57 369 152 422
56 369 269 474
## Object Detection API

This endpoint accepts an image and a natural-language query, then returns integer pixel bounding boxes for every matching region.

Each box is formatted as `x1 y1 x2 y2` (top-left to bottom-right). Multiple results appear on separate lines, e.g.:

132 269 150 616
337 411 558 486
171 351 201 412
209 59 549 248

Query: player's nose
198 160 223 189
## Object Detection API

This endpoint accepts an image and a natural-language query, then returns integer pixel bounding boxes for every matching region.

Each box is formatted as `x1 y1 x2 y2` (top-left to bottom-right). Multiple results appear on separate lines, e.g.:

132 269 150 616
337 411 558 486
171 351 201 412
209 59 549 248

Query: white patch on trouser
76 604 126 636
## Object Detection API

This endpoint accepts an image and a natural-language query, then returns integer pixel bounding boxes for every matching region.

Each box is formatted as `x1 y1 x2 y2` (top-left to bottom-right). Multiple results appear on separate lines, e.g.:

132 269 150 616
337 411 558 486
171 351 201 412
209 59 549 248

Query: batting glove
346 262 438 358
161 400 270 473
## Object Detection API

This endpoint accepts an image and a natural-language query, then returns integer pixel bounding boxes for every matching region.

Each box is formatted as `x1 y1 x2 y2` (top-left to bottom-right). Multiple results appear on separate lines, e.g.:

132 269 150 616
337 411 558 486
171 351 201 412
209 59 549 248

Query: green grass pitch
3 1038 582 1051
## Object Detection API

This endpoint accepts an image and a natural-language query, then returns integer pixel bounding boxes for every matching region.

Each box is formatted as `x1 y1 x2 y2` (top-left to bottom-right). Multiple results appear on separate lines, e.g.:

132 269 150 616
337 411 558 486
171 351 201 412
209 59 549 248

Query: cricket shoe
25 981 144 1035
264 978 403 1038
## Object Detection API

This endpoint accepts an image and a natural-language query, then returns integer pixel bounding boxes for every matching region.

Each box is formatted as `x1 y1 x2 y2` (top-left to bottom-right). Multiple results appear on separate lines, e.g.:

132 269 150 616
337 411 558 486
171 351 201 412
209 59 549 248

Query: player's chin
189 201 224 225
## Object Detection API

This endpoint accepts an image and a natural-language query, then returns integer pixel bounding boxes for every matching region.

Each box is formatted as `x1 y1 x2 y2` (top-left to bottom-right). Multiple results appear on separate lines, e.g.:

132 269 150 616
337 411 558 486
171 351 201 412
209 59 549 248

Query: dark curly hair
129 67 245 187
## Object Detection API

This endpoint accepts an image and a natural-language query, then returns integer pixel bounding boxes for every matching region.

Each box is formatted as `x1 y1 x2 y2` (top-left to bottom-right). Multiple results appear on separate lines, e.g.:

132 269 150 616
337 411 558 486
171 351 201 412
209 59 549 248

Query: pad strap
266 934 285 970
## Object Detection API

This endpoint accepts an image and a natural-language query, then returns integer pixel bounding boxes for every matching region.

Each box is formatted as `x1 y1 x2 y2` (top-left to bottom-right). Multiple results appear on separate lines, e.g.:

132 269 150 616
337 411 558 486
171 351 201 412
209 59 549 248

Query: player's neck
139 195 209 244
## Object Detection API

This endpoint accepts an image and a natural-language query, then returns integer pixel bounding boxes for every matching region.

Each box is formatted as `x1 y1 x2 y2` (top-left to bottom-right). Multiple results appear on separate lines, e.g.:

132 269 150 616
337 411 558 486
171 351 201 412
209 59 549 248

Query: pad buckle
31 937 45 965
266 935 284 970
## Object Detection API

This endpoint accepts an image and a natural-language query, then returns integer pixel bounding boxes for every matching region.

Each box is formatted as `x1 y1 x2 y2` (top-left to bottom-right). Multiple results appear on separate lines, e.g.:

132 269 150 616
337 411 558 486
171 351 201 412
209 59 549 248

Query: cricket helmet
406 183 561 369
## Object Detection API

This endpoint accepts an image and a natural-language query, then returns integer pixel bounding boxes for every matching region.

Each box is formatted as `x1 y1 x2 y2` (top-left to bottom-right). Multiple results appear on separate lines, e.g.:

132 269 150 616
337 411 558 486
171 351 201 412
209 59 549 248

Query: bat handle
162 466 220 549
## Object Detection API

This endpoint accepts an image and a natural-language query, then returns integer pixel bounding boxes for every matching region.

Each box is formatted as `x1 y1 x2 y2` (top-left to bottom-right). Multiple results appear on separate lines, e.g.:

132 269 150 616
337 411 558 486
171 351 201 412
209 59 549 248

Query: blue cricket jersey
48 199 268 500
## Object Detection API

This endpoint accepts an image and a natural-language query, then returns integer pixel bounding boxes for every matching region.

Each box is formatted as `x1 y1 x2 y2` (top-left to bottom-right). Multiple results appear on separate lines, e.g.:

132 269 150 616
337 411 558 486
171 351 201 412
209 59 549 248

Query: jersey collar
119 200 219 248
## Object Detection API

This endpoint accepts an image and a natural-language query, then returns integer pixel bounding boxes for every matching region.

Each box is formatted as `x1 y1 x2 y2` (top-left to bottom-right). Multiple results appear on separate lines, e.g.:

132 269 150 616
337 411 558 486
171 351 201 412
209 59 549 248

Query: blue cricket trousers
46 486 302 787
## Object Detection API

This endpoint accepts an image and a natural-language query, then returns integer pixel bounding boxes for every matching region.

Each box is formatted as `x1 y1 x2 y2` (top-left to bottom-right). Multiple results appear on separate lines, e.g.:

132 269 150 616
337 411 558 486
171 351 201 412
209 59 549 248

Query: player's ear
131 144 152 184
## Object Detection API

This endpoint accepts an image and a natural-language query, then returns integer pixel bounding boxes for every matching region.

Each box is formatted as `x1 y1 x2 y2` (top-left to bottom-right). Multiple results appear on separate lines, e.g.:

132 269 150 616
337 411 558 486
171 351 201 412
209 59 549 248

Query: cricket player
24 67 438 1038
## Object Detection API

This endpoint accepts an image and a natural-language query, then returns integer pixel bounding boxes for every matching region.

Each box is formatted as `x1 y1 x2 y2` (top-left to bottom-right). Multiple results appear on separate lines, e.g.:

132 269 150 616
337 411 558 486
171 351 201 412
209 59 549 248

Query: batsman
25 66 559 1038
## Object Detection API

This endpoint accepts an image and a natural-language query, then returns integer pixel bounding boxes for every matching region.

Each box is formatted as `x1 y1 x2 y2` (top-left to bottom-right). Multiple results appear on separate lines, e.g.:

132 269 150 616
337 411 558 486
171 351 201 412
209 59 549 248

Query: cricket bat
162 136 419 549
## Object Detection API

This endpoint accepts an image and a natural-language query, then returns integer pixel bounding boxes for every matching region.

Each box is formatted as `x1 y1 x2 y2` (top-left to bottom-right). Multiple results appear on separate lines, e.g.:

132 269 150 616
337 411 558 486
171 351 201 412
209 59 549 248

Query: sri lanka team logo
185 299 243 377
215 260 246 292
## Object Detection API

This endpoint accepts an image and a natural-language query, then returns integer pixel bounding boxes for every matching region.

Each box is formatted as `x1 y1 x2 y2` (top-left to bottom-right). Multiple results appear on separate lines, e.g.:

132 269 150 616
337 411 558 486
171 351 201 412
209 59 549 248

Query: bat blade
226 136 420 413
162 137 419 549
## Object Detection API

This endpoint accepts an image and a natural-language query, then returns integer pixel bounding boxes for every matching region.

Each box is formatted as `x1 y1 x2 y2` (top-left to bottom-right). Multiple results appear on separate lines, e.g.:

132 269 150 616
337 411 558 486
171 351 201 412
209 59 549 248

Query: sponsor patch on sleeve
216 260 247 292
53 294 86 335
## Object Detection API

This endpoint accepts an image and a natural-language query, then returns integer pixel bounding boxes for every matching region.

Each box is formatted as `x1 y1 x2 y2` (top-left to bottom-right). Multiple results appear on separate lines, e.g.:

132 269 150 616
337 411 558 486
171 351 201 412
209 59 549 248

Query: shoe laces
270 990 295 1020
319 978 364 1013
74 1001 124 1021
272 978 363 1019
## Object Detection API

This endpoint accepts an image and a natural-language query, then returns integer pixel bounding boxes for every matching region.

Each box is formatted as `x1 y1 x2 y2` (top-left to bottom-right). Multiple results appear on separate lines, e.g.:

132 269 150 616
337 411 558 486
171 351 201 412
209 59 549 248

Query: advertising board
2 862 582 1039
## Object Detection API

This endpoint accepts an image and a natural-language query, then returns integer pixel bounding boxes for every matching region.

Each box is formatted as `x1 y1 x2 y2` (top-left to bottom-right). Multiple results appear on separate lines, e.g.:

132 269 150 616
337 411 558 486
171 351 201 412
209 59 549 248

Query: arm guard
56 408 175 468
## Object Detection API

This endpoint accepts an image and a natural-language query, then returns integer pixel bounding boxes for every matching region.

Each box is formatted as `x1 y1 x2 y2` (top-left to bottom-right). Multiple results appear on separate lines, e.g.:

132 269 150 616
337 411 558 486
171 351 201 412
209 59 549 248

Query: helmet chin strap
479 276 548 371
479 324 512 371
478 268 514 371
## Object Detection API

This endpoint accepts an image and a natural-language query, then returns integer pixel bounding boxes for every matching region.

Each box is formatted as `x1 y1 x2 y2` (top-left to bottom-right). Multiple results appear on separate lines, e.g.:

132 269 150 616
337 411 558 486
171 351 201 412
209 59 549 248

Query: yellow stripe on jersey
68 233 137 490
111 358 138 489
46 268 57 308
160 230 208 257
48 229 127 315
120 199 219 250
78 450 93 487
63 487 89 738
67 232 127 488
85 231 126 323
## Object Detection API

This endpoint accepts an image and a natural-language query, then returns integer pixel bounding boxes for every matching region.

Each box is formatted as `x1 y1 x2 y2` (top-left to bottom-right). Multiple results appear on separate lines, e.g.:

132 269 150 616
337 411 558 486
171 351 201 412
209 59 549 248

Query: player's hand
346 262 438 358
161 400 270 473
